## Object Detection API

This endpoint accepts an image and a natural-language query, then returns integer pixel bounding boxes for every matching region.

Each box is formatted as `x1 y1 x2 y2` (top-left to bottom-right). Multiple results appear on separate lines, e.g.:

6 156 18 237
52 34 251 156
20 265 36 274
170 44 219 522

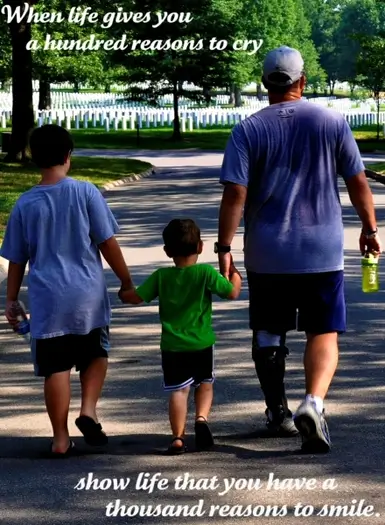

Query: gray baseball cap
263 46 304 86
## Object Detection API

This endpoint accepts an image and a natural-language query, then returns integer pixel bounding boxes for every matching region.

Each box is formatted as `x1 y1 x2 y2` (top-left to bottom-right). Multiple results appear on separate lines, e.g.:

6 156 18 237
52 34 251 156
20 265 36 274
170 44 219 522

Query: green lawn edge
0 156 152 243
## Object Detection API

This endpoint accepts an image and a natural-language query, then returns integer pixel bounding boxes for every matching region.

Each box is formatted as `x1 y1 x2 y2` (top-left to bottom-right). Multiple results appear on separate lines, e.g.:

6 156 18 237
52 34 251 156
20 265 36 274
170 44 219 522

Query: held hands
118 280 135 303
218 252 242 280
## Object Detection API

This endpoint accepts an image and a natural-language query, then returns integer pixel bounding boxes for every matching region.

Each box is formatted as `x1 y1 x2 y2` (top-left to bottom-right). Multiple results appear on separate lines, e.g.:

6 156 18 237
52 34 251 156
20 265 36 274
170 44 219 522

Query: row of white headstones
0 93 384 131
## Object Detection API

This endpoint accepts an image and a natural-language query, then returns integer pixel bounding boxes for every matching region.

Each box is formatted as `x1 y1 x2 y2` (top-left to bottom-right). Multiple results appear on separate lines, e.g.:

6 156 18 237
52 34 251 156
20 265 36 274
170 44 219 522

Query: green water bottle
362 253 379 293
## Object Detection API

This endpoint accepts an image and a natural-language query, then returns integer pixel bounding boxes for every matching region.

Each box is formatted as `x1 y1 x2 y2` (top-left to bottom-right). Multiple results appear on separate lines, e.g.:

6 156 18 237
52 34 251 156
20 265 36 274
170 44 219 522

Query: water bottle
362 253 379 293
11 301 31 342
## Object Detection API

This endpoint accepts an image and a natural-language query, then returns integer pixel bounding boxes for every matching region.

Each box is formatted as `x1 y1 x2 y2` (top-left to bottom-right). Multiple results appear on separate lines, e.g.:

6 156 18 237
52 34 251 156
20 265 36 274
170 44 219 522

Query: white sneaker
294 400 331 453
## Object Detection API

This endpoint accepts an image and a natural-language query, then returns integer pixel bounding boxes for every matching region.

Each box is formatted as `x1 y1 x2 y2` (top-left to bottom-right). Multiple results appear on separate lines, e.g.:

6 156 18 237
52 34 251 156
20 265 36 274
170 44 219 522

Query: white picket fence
1 91 385 132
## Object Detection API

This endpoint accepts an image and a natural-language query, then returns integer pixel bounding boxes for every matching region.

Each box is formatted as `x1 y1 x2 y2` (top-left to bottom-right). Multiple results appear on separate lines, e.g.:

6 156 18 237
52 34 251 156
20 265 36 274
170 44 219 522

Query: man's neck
268 92 302 106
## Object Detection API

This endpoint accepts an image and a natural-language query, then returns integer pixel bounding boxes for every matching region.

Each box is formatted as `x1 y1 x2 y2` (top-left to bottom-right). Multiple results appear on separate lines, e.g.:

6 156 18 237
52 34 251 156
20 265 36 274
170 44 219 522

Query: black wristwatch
362 228 378 239
214 242 231 254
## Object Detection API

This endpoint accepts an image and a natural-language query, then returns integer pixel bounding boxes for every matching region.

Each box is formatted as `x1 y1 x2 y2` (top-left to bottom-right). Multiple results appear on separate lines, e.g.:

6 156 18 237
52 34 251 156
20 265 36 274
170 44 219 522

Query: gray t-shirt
220 100 365 274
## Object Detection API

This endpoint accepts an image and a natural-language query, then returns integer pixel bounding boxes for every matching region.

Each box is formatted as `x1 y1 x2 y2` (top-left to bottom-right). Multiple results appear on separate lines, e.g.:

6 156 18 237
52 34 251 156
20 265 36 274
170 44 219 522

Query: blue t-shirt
0 177 119 338
220 100 365 274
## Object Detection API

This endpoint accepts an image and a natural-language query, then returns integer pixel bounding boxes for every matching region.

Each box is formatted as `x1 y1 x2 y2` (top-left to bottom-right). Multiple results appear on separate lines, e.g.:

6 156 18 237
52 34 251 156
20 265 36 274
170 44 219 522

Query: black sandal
75 415 108 446
195 417 214 451
49 441 76 459
165 437 187 455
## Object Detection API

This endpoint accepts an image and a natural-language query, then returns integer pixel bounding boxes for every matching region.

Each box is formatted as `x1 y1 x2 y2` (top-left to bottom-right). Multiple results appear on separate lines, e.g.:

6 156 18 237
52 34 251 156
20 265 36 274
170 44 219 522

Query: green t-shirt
136 263 234 352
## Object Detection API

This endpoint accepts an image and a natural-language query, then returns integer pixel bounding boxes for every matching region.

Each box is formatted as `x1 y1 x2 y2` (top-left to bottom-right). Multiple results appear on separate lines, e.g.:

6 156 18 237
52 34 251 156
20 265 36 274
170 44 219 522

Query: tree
356 34 385 140
1 0 38 162
109 0 249 139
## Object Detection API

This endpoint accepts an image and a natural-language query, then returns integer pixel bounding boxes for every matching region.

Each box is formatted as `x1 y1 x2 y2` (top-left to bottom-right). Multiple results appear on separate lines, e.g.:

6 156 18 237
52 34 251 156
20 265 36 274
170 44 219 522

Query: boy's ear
197 240 203 254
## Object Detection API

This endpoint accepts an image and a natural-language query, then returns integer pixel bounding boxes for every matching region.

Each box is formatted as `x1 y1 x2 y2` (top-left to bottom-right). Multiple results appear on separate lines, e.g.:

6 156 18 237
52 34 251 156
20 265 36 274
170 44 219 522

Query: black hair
163 219 201 257
29 125 74 168
262 73 302 94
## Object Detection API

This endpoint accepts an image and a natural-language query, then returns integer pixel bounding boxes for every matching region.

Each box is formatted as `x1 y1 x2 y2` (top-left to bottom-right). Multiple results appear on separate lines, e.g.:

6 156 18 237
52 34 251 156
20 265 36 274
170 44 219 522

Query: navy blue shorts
247 271 346 335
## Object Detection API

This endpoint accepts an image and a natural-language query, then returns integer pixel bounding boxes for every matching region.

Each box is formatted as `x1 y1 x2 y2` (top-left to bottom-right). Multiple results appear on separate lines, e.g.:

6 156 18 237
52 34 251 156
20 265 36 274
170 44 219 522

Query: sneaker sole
294 414 330 453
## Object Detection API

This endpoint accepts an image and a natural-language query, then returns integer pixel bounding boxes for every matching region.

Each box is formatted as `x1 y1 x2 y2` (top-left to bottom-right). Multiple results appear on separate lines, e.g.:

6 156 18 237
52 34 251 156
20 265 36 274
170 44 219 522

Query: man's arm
218 183 248 246
218 124 250 277
336 118 381 254
345 172 381 254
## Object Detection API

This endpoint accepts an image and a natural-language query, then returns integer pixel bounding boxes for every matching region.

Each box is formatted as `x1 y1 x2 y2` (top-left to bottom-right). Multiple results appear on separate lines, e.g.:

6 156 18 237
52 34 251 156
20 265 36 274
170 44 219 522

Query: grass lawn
42 126 385 152
366 163 385 174
0 156 151 243
1 125 385 151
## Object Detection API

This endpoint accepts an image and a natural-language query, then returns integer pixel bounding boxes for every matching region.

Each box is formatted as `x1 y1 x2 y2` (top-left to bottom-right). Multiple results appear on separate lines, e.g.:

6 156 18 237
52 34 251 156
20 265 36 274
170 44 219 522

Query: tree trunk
229 84 235 105
104 84 111 93
376 93 380 141
74 81 80 92
38 79 51 110
3 3 34 162
234 86 242 107
172 82 181 141
329 79 335 96
256 83 263 101
203 87 210 107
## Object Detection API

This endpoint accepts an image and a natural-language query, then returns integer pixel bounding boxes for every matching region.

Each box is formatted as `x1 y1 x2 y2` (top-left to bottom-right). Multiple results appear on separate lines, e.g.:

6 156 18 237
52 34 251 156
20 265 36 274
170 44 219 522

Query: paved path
1 153 385 524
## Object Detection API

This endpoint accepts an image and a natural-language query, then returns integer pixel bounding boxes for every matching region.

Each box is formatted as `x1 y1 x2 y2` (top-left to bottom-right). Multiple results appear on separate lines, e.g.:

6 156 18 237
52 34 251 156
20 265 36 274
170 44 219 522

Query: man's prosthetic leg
252 330 298 436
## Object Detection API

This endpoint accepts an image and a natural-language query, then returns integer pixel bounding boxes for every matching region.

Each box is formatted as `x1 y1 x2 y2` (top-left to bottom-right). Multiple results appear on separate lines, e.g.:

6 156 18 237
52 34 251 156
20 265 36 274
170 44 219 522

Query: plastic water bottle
362 253 379 293
11 301 31 342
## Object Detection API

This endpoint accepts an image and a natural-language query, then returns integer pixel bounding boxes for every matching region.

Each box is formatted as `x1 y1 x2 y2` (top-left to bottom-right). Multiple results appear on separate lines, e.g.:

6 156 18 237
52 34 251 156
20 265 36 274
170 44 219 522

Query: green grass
4 126 380 152
68 126 385 152
0 156 151 243
366 163 385 174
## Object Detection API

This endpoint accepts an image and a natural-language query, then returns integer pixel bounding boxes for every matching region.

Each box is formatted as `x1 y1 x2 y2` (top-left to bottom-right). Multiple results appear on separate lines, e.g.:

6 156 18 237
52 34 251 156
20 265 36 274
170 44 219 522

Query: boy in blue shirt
1 125 134 457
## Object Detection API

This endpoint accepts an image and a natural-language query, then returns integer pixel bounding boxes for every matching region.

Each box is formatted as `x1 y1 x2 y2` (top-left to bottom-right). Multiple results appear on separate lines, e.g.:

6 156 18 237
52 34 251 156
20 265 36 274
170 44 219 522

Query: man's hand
359 232 382 256
218 252 232 279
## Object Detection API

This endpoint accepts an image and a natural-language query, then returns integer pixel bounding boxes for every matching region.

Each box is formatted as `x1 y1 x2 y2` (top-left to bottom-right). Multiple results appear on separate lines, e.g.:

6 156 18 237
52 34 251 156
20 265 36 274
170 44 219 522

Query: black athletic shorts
161 346 214 392
31 326 110 378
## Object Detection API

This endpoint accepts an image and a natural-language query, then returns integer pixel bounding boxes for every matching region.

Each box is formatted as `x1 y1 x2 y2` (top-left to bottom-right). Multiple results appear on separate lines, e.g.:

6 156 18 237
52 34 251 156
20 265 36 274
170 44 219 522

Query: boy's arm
0 206 29 324
228 269 242 300
98 236 133 289
5 262 27 325
119 270 159 306
87 186 133 288
206 263 242 301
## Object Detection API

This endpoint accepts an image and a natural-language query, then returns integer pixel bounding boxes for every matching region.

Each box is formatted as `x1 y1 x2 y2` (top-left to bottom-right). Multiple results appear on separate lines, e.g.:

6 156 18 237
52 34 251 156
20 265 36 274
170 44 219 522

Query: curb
365 168 384 184
0 165 156 287
100 166 155 194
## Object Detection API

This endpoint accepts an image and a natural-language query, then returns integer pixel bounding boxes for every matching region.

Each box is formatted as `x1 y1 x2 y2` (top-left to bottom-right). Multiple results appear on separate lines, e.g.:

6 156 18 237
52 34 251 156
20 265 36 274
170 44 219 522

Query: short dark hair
29 125 74 168
262 73 301 94
163 219 201 257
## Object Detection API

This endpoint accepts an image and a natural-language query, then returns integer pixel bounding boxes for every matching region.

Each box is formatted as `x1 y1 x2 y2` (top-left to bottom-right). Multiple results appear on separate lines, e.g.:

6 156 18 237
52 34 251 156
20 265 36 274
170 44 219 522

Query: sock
305 394 324 414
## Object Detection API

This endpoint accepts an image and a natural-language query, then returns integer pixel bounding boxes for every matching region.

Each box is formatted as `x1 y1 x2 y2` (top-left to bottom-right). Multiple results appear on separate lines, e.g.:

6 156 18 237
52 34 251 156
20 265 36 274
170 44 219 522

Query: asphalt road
1 154 385 524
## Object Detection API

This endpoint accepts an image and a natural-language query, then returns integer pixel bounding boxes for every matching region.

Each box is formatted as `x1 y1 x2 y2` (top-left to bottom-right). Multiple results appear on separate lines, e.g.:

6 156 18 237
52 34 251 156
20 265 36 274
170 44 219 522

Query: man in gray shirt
216 46 381 453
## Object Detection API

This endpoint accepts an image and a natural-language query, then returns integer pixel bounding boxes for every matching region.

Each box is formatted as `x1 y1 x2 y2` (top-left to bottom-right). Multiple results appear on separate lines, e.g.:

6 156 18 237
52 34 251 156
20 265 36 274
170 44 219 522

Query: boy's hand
5 300 26 327
229 255 242 280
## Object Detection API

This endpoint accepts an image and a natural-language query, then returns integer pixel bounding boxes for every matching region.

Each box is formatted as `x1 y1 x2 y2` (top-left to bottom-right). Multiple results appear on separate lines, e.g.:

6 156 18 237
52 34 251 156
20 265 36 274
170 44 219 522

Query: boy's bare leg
79 357 108 422
195 382 213 421
44 370 71 453
169 387 190 447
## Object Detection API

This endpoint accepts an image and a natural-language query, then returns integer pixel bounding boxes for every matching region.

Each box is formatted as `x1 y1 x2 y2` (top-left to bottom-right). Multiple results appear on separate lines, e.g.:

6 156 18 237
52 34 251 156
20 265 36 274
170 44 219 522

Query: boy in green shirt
120 219 241 454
